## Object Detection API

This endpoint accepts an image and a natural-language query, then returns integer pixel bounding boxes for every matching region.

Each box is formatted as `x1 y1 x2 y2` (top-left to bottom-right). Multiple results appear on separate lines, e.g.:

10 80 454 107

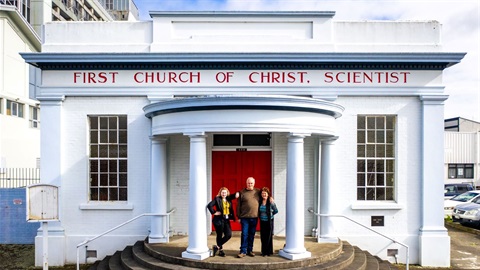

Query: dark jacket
207 194 237 221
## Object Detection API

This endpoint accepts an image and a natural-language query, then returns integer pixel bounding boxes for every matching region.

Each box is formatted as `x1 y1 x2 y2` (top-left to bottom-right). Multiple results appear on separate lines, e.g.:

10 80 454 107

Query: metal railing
0 168 40 188
76 208 176 270
307 207 409 270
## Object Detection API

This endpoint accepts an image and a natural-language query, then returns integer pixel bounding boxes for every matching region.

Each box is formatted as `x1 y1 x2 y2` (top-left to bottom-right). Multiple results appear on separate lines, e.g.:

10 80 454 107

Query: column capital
419 95 449 104
320 136 339 143
184 132 206 138
150 136 168 143
37 95 65 105
287 132 311 138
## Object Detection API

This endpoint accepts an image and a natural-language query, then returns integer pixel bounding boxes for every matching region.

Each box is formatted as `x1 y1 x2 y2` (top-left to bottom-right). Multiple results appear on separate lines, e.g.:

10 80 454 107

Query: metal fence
0 168 40 188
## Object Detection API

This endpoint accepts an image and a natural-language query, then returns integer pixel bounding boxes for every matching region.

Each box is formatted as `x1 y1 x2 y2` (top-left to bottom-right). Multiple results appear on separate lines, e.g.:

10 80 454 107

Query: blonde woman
207 187 238 257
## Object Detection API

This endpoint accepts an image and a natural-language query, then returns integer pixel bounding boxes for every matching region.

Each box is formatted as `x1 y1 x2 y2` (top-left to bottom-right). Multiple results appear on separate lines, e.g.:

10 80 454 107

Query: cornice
21 52 466 70
149 11 336 18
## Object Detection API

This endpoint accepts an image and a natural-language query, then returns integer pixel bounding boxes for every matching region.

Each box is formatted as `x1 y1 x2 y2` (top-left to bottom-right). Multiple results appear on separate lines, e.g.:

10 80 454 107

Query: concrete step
88 237 399 270
109 251 125 270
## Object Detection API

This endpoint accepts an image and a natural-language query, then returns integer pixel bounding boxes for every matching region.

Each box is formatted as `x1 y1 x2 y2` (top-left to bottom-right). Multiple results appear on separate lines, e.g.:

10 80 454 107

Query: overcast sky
133 0 480 122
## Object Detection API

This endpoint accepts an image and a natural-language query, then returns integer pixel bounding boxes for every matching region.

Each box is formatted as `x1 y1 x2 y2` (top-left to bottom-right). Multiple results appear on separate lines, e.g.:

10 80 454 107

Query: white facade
0 5 41 170
22 11 465 267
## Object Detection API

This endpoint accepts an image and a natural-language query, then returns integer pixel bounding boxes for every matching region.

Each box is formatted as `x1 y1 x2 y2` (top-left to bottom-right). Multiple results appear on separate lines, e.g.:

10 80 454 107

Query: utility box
26 184 59 222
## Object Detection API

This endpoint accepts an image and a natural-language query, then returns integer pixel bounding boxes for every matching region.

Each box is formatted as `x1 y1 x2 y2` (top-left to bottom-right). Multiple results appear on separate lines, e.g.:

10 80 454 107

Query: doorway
212 150 272 231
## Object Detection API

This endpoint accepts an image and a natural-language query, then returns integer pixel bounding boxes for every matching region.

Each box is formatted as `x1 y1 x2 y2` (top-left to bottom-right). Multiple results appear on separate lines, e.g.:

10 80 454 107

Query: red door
212 151 272 231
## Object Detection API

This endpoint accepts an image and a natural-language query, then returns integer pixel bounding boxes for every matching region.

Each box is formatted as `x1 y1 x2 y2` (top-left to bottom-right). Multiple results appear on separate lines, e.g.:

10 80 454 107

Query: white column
318 138 339 243
35 96 65 267
181 133 210 260
280 133 312 260
419 95 450 267
149 137 168 243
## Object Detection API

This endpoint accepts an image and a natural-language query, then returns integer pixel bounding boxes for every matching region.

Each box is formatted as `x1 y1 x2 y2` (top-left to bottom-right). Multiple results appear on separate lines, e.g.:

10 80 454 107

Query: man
236 177 261 258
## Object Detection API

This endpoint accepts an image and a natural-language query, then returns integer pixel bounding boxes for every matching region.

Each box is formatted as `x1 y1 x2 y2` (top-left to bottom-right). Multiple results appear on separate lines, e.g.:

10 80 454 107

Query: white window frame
357 115 396 201
88 115 128 201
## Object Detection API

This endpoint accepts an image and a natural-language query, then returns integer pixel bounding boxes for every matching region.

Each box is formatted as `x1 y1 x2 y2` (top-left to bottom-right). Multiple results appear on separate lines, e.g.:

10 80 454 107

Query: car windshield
452 192 479 202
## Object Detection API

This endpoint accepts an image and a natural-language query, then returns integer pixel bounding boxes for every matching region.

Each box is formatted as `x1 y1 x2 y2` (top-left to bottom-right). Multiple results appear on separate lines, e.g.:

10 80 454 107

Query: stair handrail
75 208 176 270
308 207 409 270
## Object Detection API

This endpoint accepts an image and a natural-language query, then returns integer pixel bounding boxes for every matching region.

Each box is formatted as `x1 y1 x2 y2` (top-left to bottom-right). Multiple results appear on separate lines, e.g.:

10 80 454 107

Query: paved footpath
447 222 480 269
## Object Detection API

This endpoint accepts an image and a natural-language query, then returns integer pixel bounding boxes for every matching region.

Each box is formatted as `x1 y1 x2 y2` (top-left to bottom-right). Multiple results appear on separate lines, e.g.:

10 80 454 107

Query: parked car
444 190 480 218
452 196 480 227
444 183 474 200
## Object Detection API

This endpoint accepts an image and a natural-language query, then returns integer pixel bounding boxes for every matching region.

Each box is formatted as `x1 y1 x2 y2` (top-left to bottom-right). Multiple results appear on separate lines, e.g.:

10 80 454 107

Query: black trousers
212 216 232 249
260 219 274 255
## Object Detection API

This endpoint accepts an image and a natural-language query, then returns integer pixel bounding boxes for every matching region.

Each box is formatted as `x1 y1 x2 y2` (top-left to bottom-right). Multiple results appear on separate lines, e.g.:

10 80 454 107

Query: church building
22 11 465 267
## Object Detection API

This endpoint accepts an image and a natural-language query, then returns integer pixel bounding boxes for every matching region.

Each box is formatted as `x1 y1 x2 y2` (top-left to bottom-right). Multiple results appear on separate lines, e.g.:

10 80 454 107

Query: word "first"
74 72 119 83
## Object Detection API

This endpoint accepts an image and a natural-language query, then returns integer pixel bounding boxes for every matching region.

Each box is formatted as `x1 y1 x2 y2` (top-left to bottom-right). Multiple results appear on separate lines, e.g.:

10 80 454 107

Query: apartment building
0 0 138 187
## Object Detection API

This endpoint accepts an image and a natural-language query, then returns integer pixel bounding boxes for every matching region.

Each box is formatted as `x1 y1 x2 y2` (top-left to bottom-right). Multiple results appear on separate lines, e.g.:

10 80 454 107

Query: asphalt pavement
446 221 480 269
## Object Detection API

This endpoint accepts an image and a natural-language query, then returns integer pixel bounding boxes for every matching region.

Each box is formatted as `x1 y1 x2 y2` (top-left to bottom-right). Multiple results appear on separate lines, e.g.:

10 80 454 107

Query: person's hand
237 218 241 223
235 192 239 198
270 197 274 203
214 211 221 216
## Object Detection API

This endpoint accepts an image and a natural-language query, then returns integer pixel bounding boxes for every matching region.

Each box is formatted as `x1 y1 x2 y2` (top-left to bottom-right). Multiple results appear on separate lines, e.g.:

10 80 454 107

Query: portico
144 95 343 259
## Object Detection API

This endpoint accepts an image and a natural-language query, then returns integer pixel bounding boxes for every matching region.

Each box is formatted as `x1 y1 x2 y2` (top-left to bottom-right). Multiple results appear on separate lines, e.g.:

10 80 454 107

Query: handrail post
308 207 409 270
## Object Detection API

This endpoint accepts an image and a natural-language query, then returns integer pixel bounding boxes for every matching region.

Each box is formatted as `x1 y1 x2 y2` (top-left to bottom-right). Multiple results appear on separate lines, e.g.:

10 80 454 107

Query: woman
207 187 237 257
258 187 278 256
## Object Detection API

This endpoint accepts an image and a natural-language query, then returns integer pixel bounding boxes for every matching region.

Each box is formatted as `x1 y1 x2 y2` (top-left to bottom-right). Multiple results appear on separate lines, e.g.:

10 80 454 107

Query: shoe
219 250 226 257
212 245 218 257
247 252 255 257
237 253 246 258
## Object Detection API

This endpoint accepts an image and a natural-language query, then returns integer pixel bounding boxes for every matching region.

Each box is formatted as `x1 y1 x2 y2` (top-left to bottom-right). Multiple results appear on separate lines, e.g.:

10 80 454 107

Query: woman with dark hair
207 187 237 257
258 187 278 256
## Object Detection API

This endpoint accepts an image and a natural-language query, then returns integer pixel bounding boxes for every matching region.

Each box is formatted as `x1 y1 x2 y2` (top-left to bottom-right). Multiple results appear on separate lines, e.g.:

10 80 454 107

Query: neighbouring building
444 117 480 188
0 0 138 187
0 4 41 181
21 11 465 267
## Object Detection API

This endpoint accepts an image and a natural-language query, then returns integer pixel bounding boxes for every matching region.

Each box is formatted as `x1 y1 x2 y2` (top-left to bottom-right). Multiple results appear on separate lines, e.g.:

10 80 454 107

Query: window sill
351 201 403 210
80 202 133 210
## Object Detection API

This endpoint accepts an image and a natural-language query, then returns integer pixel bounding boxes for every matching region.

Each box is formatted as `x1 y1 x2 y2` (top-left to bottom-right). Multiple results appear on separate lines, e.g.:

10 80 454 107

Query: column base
181 250 210 260
279 249 312 260
148 235 168 244
419 227 450 267
317 237 339 243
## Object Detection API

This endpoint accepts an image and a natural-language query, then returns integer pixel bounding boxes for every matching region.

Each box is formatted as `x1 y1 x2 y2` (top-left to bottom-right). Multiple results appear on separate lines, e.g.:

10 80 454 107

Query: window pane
90 117 98 129
119 116 127 129
357 188 365 200
99 145 109 157
243 134 270 146
367 160 375 172
376 117 385 129
376 131 385 143
109 188 118 201
367 174 375 186
119 131 127 143
376 188 385 200
376 144 385 157
100 117 108 129
386 188 394 200
213 134 241 146
386 131 394 143
366 188 375 200
357 116 365 129
386 145 395 157
377 174 385 186
100 131 108 143
90 145 98 158
91 131 98 144
357 145 365 158
109 117 117 129
90 188 98 200
367 117 375 129
109 131 117 143
367 131 375 143
357 174 365 186
119 188 128 200
357 160 365 172
357 131 365 143
367 145 375 157
109 145 118 158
